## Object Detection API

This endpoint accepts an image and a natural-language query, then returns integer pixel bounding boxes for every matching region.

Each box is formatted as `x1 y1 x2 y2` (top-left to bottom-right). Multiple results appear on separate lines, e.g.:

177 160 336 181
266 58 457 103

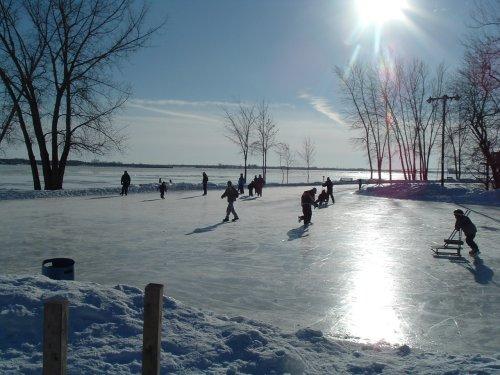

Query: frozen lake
1 164 409 190
1 185 498 355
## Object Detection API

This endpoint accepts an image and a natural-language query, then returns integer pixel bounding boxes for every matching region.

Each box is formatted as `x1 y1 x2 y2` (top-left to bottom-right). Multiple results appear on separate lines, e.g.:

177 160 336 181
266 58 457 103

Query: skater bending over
221 181 239 222
299 188 317 225
454 209 479 256
316 189 328 207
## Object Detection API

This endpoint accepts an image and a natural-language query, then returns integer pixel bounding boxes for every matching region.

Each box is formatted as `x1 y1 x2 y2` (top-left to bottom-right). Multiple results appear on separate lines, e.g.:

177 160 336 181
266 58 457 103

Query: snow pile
1 275 499 374
358 183 500 206
0 181 328 201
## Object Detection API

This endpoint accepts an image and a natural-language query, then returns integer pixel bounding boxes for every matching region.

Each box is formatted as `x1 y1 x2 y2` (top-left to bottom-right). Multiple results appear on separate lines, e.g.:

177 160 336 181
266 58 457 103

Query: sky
5 0 478 168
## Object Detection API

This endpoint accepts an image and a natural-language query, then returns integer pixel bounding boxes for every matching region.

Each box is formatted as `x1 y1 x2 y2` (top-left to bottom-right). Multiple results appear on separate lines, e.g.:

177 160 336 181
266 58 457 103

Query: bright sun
356 0 408 27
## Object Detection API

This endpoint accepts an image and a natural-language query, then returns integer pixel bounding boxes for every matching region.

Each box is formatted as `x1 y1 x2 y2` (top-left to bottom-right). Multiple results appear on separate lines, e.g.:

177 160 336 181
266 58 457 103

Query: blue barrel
42 258 75 280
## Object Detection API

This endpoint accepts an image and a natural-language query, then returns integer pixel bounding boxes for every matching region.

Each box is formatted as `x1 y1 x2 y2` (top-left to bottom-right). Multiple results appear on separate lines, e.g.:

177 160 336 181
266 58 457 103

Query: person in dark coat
202 172 208 196
316 189 328 207
298 188 318 225
221 181 239 222
256 174 265 197
322 177 335 203
238 173 245 195
454 209 479 255
248 180 255 196
120 171 131 196
159 181 168 199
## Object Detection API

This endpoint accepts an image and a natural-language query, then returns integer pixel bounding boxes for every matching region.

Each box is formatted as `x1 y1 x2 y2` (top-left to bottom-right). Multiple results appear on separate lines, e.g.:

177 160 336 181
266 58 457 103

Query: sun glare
356 0 408 27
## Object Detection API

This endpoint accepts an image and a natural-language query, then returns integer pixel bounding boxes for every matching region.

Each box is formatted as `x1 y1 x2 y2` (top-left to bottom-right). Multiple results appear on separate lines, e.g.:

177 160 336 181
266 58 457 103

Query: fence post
142 283 164 375
43 299 68 375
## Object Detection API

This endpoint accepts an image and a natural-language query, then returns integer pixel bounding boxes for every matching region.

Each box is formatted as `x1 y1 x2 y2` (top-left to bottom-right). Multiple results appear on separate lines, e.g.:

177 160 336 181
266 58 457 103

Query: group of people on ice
202 172 266 222
120 170 481 257
298 177 336 225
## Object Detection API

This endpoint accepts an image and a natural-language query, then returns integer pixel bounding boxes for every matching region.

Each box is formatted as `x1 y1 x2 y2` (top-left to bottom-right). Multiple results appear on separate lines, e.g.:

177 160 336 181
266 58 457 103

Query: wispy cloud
126 102 220 124
129 98 294 109
298 91 345 126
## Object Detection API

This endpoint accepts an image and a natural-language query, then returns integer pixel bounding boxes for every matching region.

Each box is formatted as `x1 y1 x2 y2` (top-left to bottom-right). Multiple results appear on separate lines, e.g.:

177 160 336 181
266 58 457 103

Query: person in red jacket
298 188 318 225
221 181 239 222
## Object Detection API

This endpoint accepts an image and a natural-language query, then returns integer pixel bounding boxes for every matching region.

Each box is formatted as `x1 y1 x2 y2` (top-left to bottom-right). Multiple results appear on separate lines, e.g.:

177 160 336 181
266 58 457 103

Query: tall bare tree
454 1 500 188
252 101 278 181
276 142 294 184
335 65 374 179
223 103 256 180
298 136 315 183
0 0 163 190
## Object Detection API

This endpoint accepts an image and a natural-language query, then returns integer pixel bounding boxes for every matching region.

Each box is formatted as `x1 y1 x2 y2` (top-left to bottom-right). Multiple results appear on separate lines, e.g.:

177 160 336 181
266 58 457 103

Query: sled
430 209 471 257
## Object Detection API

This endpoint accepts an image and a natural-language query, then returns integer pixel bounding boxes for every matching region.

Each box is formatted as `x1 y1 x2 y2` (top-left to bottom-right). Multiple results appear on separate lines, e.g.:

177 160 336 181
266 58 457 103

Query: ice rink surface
1 186 498 355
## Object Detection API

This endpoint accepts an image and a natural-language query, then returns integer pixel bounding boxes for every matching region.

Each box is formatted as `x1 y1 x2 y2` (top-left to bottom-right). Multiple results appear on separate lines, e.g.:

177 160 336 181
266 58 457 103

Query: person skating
221 181 239 222
454 209 479 256
298 188 318 225
238 173 245 195
316 189 328 207
202 172 208 196
120 171 131 196
159 181 168 199
322 177 335 203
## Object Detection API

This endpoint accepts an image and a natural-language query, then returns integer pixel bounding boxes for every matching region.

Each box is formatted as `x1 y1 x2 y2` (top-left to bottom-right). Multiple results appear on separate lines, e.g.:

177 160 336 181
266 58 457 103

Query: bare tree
223 103 256 180
252 101 278 181
298 137 315 183
276 142 294 184
454 0 500 188
0 0 163 190
335 65 374 179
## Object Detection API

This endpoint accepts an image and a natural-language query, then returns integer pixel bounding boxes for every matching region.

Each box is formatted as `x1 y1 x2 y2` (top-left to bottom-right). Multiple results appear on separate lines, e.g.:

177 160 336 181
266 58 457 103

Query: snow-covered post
43 299 68 375
142 283 164 375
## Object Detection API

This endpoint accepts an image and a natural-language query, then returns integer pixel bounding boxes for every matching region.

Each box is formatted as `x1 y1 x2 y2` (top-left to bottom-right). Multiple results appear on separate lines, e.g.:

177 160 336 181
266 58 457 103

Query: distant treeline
0 158 406 172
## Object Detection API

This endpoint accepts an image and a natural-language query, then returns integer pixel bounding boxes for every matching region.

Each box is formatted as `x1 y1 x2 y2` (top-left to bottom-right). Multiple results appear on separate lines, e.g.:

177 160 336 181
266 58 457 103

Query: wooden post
142 283 164 375
43 299 68 375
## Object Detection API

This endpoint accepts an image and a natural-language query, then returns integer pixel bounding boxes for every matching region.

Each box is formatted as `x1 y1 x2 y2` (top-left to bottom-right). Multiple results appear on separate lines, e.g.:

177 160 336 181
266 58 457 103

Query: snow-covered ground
1 185 499 372
1 275 499 374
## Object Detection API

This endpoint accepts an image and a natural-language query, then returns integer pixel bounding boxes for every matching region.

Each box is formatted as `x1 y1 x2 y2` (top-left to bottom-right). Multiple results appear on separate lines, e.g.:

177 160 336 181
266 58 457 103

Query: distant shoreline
0 158 405 173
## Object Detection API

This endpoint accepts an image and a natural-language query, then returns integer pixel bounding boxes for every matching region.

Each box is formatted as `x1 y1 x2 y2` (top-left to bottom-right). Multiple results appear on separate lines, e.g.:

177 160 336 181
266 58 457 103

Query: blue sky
7 0 477 167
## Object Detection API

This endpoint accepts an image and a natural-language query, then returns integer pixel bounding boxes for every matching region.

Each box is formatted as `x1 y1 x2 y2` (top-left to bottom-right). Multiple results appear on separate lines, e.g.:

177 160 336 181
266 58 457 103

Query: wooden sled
431 210 470 257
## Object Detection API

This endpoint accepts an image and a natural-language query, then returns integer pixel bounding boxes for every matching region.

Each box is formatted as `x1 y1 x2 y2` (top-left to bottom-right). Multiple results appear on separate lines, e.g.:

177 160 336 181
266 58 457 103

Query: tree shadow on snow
141 198 162 202
287 225 310 241
465 256 494 285
180 195 202 200
185 222 224 235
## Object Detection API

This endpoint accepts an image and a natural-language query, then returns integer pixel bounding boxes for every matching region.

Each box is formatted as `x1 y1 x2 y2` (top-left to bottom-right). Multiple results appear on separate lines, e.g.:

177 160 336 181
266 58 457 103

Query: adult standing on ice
120 171 131 196
453 209 479 256
238 173 245 195
202 172 208 196
159 181 168 199
298 188 318 225
322 177 335 203
221 181 239 222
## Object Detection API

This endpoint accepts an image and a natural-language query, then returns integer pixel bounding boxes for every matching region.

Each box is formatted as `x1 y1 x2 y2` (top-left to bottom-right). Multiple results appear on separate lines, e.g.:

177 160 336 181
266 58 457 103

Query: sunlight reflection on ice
331 211 406 345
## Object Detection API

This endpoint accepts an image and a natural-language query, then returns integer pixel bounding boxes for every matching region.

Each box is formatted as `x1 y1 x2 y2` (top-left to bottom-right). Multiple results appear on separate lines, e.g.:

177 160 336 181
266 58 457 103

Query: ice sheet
1 186 498 355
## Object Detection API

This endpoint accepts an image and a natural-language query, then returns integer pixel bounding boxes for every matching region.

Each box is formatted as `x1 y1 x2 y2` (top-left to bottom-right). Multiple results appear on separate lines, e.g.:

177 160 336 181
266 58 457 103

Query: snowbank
0 181 329 201
358 183 500 206
1 275 498 374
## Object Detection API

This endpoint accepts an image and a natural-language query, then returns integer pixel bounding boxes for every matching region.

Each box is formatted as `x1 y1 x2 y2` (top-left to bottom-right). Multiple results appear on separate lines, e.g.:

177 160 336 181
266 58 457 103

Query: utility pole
426 94 460 186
